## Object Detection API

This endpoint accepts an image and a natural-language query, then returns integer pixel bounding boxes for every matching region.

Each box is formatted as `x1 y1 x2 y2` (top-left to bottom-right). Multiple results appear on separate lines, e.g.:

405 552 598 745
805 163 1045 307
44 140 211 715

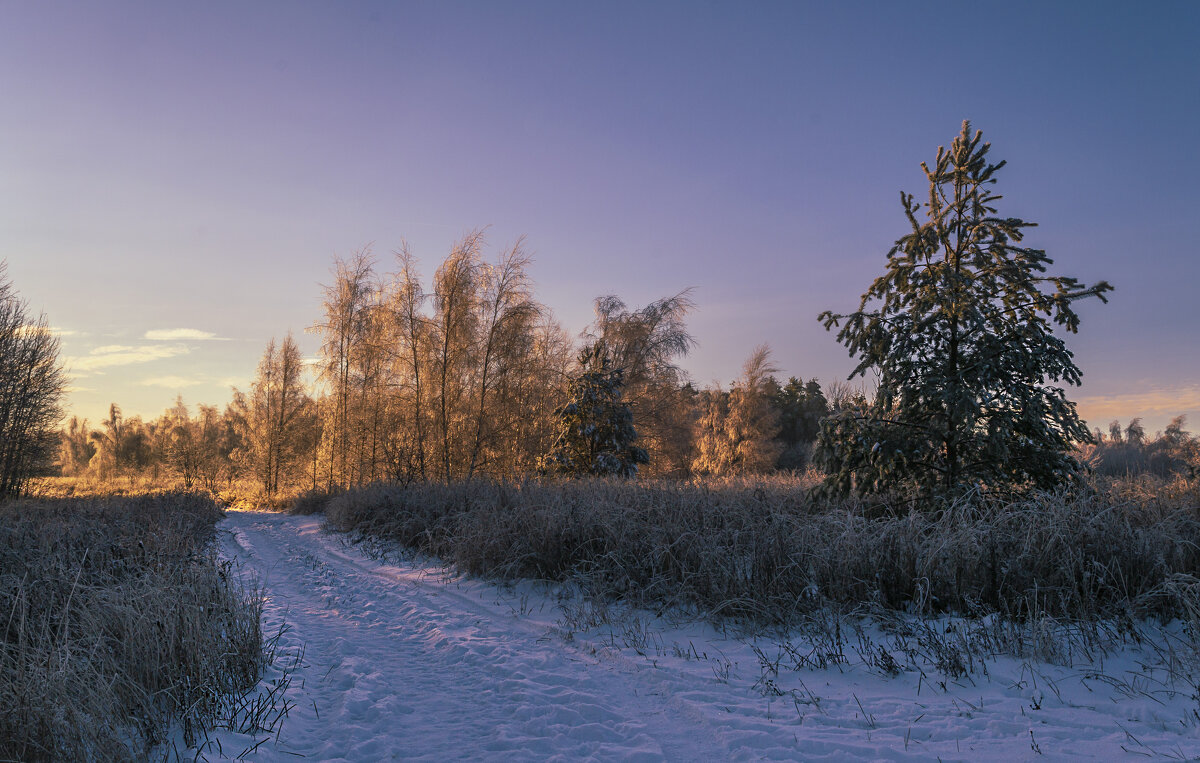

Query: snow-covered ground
189 510 1200 761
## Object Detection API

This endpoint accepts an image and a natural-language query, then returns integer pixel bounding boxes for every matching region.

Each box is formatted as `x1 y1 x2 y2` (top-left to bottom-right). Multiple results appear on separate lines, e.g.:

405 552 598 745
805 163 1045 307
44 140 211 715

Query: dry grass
31 475 304 513
323 474 1200 627
289 488 338 516
215 484 298 512
29 474 184 499
0 492 268 761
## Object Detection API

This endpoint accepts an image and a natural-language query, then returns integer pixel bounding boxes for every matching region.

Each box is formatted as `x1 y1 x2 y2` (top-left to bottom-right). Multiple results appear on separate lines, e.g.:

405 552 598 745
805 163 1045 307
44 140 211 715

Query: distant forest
58 234 838 495
53 232 1195 498
21 124 1200 499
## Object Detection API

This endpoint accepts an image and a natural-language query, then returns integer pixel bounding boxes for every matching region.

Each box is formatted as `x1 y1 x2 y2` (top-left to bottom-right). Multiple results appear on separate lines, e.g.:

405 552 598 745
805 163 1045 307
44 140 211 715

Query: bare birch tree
692 345 782 476
0 267 65 496
465 238 542 478
88 404 152 484
59 416 95 477
587 291 696 476
380 245 431 481
506 317 573 475
157 396 205 489
429 232 484 481
242 334 310 494
311 250 375 489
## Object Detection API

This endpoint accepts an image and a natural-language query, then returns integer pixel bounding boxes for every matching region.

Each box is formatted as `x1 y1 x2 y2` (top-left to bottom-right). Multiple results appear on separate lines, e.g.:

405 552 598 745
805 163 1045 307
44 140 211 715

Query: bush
290 488 337 515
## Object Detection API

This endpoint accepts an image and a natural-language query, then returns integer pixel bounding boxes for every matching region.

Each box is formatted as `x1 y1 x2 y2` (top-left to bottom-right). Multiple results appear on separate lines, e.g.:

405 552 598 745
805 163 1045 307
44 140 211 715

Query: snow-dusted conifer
816 122 1111 496
539 341 647 478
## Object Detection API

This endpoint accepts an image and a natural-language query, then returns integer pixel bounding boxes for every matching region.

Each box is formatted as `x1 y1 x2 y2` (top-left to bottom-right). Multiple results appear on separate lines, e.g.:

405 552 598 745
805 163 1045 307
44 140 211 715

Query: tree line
28 121 1200 500
57 255 839 494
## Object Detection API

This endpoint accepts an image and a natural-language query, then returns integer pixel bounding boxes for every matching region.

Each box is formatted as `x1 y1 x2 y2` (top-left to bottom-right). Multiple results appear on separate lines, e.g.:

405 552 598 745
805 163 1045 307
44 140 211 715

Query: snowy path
202 510 1200 762
215 511 727 761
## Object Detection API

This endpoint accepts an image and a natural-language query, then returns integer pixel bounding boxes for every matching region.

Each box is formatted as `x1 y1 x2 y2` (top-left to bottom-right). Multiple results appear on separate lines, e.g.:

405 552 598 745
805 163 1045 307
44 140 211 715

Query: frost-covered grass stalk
321 474 1200 628
0 493 269 761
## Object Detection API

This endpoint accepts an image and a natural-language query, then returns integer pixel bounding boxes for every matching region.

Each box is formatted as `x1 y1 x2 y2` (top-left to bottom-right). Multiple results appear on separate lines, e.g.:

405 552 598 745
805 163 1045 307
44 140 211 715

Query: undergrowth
0 492 276 761
321 475 1200 627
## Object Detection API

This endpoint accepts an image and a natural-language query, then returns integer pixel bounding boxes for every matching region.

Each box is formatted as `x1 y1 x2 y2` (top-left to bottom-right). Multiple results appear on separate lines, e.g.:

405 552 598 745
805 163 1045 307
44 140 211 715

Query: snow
185 510 1200 761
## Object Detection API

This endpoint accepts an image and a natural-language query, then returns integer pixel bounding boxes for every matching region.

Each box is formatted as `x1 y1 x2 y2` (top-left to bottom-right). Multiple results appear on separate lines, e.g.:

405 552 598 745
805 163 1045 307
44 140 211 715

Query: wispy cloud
66 344 190 371
141 375 204 389
144 328 226 341
1076 384 1200 424
19 325 81 338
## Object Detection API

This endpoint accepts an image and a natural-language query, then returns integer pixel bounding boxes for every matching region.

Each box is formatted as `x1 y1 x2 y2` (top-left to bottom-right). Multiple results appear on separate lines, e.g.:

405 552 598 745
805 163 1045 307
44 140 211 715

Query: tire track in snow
219 510 731 762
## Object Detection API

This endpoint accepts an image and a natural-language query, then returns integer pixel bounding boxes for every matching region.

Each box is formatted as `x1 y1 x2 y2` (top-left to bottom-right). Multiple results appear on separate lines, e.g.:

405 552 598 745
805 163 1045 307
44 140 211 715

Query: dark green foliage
817 122 1112 496
770 376 828 469
540 341 648 478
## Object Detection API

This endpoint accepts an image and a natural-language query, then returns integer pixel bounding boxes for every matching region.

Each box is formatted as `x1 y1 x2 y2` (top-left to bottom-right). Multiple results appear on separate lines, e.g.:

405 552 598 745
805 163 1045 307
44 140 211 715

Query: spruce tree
816 121 1112 496
772 376 828 469
539 341 648 478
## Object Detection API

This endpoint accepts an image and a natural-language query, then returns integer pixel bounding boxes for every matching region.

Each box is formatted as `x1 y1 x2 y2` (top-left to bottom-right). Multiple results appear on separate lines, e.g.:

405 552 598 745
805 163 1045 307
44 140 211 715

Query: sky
1 1 1198 435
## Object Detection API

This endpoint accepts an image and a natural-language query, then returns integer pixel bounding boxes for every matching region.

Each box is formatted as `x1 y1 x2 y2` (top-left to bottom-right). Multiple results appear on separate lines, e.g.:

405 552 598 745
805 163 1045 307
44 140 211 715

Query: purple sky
2 1 1198 435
